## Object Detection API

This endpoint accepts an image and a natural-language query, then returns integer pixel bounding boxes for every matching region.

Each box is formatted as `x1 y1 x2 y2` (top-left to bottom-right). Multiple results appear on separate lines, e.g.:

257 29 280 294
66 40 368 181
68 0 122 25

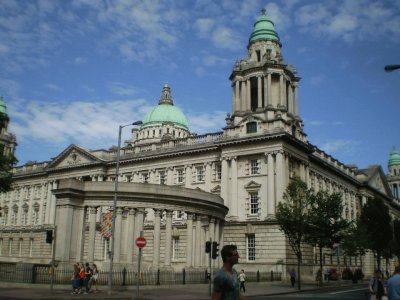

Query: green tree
276 177 313 290
0 112 17 193
392 219 400 260
360 197 393 269
341 218 368 259
305 191 349 286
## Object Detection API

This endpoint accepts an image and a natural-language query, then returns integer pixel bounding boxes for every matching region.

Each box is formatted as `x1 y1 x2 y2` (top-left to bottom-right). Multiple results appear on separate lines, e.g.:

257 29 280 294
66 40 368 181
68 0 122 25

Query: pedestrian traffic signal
212 241 219 259
205 241 211 253
46 230 53 244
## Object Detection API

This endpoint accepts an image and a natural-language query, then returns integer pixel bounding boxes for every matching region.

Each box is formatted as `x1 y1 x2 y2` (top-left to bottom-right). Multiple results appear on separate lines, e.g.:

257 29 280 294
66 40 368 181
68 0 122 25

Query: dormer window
256 50 261 62
246 122 257 133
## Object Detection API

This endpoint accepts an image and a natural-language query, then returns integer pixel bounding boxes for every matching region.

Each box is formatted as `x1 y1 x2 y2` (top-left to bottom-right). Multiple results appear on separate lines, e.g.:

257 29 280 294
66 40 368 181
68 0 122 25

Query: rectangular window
22 211 28 225
11 210 17 225
250 192 259 215
196 166 204 182
216 164 222 180
29 239 34 257
3 211 8 225
141 173 149 183
159 171 166 185
177 169 184 184
32 210 39 225
250 159 260 175
246 122 257 133
247 235 256 261
18 239 23 257
8 239 12 256
172 237 180 260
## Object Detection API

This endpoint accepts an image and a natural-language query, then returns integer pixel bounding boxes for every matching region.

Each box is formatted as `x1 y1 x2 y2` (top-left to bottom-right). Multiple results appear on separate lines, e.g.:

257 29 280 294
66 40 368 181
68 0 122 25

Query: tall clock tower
225 9 306 142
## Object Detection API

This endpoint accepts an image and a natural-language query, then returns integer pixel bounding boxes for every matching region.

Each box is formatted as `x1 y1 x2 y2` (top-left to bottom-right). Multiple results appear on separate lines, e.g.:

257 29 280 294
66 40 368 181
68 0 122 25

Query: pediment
244 180 262 190
211 185 221 194
47 144 102 169
364 166 392 198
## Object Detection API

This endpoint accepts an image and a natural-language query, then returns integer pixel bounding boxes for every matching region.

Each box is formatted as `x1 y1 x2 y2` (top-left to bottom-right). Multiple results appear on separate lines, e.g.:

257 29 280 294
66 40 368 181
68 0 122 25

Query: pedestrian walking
369 270 386 300
238 269 246 293
83 262 93 294
289 269 296 287
71 263 80 294
211 244 245 300
387 265 400 300
89 263 99 293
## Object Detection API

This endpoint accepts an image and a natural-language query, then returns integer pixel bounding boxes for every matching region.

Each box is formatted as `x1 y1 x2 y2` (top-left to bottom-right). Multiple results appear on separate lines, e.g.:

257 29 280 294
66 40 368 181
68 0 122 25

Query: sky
0 0 399 172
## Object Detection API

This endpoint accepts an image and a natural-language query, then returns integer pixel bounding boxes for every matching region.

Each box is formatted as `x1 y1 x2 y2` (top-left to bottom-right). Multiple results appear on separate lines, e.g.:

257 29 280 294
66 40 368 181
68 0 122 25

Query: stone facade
0 11 398 279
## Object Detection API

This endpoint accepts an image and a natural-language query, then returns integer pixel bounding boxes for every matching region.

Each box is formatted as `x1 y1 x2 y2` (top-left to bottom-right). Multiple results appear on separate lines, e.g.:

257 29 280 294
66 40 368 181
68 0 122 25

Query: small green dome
389 149 400 166
142 84 189 130
249 9 280 44
0 96 7 114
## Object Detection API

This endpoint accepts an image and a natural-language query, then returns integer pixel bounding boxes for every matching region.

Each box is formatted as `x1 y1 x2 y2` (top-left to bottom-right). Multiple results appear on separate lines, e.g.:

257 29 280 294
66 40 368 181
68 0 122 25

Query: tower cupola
226 10 305 142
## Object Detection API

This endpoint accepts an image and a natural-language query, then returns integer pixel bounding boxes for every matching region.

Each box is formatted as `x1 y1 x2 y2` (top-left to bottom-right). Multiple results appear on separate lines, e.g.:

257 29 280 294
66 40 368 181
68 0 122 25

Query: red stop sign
135 236 147 248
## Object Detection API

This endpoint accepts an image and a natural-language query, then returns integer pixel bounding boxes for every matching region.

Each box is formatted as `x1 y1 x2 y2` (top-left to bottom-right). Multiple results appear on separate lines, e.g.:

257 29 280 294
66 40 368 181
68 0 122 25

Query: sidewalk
0 280 366 300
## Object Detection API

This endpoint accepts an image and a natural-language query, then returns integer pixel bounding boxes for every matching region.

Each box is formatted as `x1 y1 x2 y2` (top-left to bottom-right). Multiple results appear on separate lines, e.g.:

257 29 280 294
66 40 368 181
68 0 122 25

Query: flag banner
100 212 114 238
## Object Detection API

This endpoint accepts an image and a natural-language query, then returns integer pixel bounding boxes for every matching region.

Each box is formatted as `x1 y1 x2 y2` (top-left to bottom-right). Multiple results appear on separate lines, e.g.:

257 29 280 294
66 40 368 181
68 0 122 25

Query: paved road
251 285 369 299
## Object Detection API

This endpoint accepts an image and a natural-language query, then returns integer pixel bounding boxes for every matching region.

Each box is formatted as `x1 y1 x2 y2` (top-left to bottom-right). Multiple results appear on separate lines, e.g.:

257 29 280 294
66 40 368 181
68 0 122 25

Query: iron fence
0 262 281 286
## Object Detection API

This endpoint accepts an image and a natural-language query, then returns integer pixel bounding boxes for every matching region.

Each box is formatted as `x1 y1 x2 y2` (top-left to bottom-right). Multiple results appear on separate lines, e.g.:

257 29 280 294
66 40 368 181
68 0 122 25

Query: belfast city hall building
1 11 400 279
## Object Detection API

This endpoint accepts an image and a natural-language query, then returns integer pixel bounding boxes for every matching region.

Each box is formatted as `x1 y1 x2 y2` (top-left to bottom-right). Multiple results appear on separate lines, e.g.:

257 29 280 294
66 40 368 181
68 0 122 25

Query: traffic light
46 230 53 244
212 241 219 259
205 241 211 253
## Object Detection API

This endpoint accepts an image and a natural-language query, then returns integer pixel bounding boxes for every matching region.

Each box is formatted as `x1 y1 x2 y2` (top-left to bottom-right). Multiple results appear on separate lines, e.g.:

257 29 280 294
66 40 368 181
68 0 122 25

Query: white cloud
108 82 138 97
212 27 240 49
44 83 62 92
310 75 325 86
194 18 214 38
308 121 324 126
186 111 227 134
74 57 87 65
320 139 359 155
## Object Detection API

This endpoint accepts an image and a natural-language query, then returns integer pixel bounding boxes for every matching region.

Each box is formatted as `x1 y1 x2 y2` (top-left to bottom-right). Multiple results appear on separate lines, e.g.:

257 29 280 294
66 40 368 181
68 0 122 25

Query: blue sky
1 0 399 172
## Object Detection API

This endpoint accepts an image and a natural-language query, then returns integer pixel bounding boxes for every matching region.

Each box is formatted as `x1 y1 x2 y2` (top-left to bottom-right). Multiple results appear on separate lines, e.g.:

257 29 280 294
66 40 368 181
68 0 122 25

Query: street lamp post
108 120 142 294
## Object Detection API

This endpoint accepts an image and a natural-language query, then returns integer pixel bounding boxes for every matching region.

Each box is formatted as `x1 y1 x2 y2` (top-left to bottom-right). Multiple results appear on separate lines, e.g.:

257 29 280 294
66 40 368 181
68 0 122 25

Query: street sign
135 236 147 248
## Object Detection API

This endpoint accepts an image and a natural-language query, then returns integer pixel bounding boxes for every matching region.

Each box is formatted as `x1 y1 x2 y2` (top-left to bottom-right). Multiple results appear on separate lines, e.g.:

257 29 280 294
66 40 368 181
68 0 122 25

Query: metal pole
137 231 143 298
108 121 142 295
50 226 56 293
208 238 212 296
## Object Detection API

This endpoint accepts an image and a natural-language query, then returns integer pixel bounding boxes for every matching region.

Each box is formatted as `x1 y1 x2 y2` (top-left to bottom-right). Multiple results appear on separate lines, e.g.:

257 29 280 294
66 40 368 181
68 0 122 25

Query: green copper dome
389 149 400 166
249 9 280 44
142 84 189 130
0 96 7 114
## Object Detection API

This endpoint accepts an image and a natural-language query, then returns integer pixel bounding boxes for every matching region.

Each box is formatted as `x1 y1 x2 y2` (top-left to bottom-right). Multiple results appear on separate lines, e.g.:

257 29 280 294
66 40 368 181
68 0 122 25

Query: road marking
330 287 368 294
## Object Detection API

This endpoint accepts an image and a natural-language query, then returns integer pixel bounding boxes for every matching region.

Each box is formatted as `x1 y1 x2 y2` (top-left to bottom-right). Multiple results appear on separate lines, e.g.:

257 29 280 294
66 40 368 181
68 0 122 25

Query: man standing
387 265 400 300
212 244 245 300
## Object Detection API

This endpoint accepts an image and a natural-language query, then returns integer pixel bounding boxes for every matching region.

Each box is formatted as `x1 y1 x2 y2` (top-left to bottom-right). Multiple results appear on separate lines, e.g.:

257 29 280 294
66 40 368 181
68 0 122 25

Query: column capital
153 209 162 217
187 213 196 220
116 207 124 214
165 210 174 218
128 208 136 215
88 206 97 214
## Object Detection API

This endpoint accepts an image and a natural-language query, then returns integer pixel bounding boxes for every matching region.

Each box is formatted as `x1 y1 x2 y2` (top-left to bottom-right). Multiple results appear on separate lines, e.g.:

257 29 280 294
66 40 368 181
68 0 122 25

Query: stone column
186 213 194 267
50 181 58 224
275 151 284 204
263 76 268 108
267 153 275 218
164 211 173 267
232 83 235 113
152 209 162 268
221 158 229 208
205 162 212 192
55 204 74 261
278 74 284 107
185 165 192 188
87 206 97 263
167 167 174 185
127 208 136 264
38 184 46 225
246 79 251 111
113 207 123 263
288 85 293 114
231 157 238 218
257 76 262 109
294 83 299 116
209 217 215 242
267 73 272 107
235 81 240 112
194 215 202 267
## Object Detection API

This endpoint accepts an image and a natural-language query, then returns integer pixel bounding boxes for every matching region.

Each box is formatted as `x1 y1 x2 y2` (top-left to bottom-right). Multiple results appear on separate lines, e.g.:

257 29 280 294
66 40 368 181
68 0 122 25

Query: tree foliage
360 197 393 269
276 177 313 290
304 191 349 285
341 218 369 258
